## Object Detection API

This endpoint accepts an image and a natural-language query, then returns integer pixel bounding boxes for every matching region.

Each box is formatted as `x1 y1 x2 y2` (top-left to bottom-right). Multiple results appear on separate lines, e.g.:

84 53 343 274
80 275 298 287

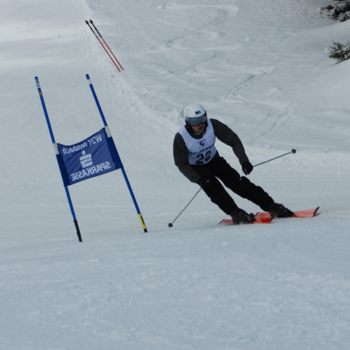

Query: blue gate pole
35 77 83 242
86 74 148 233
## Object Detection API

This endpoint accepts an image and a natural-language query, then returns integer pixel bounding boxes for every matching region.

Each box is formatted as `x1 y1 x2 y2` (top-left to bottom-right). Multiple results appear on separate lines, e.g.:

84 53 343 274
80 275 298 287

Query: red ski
219 215 275 225
255 207 320 220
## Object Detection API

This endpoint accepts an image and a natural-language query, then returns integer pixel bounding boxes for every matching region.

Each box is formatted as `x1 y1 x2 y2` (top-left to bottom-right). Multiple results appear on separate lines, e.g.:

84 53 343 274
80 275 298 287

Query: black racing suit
173 119 274 215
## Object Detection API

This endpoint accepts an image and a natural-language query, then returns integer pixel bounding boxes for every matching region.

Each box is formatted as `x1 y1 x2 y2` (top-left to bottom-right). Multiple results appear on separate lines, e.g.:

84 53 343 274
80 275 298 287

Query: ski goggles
186 112 207 126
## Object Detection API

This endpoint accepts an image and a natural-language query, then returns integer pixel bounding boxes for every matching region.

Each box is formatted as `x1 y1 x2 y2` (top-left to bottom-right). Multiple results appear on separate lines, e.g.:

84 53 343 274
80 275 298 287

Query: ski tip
314 207 320 216
90 19 94 23
85 20 89 24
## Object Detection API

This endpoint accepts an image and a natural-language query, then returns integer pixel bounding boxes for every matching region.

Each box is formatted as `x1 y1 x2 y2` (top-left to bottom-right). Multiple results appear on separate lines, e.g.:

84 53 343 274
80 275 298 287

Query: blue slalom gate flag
35 74 148 243
56 127 123 186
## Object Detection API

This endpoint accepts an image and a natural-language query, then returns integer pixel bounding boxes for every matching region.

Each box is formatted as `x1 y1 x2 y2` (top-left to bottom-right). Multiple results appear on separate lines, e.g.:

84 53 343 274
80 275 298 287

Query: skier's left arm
211 119 253 175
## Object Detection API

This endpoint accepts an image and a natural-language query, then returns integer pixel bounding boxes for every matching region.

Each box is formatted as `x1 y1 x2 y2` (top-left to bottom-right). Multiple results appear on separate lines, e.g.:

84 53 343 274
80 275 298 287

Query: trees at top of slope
321 2 350 64
321 1 350 22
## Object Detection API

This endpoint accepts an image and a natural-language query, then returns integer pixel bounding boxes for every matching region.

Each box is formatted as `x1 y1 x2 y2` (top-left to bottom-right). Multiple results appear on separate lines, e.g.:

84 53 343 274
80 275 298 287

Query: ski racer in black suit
173 103 293 223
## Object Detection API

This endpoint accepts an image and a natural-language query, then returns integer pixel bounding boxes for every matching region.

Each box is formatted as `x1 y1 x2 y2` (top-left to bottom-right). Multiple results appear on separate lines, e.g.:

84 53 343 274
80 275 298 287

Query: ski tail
255 207 320 220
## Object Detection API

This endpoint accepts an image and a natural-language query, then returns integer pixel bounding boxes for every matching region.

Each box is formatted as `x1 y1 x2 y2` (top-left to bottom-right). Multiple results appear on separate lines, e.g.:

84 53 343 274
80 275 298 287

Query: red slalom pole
85 20 121 72
89 20 124 71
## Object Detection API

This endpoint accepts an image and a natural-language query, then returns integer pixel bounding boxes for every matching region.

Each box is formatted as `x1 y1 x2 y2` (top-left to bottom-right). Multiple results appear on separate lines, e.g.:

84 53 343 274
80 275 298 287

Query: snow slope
1 0 350 348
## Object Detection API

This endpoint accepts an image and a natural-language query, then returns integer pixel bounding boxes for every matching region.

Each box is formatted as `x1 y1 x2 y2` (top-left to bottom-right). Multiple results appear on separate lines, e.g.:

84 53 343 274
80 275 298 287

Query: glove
242 161 253 175
198 178 211 191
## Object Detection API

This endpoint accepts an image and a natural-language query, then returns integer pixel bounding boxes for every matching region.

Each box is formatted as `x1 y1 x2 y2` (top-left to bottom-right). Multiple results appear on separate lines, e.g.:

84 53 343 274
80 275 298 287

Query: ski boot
268 203 294 218
231 208 255 224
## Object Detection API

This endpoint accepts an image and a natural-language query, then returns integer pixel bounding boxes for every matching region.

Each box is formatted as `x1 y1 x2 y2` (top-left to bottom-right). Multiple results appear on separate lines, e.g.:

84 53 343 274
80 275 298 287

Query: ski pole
168 188 202 228
253 149 296 168
85 20 121 72
89 20 124 71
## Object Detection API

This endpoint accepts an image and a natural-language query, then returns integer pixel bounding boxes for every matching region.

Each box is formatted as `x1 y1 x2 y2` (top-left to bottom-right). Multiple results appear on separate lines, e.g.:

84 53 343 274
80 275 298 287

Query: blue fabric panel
56 154 70 187
57 128 118 186
106 136 123 169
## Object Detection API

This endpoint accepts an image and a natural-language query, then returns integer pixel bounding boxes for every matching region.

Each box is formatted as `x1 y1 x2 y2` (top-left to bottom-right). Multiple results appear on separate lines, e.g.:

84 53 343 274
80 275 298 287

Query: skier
173 103 294 223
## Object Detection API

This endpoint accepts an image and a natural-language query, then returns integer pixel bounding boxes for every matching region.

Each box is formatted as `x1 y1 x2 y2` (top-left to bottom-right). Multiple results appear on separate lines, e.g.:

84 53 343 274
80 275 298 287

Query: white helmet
184 104 207 126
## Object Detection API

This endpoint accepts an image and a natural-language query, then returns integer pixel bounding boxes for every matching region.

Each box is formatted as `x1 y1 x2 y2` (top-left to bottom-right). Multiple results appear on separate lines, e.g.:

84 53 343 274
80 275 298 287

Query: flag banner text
57 128 123 186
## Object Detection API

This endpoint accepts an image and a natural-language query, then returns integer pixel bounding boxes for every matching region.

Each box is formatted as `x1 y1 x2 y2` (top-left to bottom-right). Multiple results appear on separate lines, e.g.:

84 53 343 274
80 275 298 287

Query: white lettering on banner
70 162 111 182
61 142 88 155
61 133 103 155
87 134 102 146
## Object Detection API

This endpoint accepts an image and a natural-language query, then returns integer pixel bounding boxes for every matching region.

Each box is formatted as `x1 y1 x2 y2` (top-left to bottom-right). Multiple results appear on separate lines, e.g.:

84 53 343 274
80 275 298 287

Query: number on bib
196 150 211 164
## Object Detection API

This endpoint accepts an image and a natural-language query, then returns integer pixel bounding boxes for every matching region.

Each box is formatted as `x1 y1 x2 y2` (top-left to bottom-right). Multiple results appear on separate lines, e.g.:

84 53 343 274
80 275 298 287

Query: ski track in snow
0 0 350 348
162 4 239 51
136 1 307 146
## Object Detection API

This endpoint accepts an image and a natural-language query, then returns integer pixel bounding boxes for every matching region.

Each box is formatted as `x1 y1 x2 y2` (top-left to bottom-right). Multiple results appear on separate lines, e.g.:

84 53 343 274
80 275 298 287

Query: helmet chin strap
194 129 205 135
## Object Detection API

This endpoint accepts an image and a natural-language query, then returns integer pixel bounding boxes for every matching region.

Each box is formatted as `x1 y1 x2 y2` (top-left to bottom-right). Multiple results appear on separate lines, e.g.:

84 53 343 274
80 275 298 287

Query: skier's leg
211 157 274 211
191 164 238 215
236 176 274 210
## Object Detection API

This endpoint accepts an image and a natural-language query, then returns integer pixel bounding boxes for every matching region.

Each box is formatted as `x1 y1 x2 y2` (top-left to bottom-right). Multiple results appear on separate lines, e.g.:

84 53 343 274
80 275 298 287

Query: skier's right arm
173 133 202 184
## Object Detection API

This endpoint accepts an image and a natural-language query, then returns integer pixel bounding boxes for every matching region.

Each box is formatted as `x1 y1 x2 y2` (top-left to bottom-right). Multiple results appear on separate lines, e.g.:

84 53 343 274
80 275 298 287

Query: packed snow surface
1 0 350 349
